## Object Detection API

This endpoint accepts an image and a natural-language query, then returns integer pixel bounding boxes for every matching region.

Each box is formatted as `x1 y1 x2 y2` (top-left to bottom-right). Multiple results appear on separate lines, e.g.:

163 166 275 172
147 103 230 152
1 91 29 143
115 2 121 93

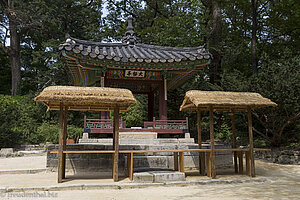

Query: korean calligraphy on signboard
125 70 145 78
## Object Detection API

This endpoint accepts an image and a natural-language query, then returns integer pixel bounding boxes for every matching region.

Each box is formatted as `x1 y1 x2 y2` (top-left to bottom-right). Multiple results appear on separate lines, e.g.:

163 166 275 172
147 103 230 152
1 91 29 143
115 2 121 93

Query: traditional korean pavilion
59 17 211 122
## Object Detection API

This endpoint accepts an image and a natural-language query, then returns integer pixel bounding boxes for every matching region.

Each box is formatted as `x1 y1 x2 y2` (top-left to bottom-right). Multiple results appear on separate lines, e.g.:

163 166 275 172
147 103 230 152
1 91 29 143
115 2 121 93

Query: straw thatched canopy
35 86 136 111
180 90 277 112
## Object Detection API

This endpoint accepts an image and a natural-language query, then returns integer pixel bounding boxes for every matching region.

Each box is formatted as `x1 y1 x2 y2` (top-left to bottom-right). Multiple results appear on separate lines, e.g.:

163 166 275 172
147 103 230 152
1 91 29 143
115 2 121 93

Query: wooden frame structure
180 90 277 178
35 86 136 183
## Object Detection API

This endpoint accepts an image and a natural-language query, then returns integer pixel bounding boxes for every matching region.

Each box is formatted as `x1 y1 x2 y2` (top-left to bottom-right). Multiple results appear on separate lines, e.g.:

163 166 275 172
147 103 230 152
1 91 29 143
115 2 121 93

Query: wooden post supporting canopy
58 103 64 183
127 152 133 181
113 107 120 182
206 151 211 177
247 107 255 177
246 151 251 176
238 151 243 174
231 113 238 173
62 106 68 179
179 152 185 172
197 109 205 175
209 106 216 178
174 152 179 171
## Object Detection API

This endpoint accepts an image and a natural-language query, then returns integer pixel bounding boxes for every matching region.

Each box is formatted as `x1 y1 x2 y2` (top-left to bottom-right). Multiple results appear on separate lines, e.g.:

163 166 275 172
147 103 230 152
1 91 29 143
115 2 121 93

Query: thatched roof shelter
180 90 277 178
35 86 136 111
180 90 277 112
35 86 136 183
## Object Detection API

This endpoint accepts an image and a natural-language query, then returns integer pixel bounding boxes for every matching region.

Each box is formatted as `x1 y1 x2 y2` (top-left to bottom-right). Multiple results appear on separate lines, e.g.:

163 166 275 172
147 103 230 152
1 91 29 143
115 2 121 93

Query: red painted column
148 92 154 121
100 111 110 119
159 81 167 120
99 75 110 120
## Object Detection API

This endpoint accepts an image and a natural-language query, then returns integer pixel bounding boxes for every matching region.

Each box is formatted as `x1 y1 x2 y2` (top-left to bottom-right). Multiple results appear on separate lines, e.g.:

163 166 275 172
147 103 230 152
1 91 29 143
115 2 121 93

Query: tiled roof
59 37 211 64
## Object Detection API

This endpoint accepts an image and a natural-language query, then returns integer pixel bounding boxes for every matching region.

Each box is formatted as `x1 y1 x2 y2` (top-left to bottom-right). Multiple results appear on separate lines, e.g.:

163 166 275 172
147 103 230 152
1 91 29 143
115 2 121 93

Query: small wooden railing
84 116 188 135
144 117 188 130
84 116 126 133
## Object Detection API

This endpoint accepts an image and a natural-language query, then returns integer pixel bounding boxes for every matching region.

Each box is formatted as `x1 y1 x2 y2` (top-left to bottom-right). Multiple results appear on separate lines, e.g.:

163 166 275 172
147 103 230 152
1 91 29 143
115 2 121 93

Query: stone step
133 171 186 183
119 132 157 139
79 138 195 145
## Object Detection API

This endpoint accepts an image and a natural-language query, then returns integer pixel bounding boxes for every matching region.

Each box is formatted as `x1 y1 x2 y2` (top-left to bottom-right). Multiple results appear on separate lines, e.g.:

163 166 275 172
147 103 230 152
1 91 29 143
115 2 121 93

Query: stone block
134 156 168 169
178 138 195 144
0 148 13 156
119 132 157 139
47 159 58 168
82 132 89 139
69 159 89 169
67 153 81 159
152 171 185 183
185 133 190 138
133 172 154 183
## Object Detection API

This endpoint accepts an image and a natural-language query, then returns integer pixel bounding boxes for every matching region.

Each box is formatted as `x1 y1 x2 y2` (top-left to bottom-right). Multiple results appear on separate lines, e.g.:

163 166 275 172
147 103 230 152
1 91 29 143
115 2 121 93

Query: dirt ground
0 155 299 200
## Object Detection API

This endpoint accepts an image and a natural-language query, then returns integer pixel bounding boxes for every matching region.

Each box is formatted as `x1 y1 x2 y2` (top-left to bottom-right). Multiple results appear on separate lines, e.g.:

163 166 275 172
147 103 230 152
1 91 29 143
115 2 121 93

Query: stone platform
47 136 233 175
78 137 195 145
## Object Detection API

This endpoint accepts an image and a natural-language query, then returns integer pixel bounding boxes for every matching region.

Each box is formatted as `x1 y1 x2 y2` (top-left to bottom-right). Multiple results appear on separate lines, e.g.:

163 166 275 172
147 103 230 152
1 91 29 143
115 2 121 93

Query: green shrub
0 94 83 146
0 94 46 147
36 122 83 144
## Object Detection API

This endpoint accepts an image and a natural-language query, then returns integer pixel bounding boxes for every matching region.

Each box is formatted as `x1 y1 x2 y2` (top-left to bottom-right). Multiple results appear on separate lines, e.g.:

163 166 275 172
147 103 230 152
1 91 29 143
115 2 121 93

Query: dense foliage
0 94 84 147
0 0 299 147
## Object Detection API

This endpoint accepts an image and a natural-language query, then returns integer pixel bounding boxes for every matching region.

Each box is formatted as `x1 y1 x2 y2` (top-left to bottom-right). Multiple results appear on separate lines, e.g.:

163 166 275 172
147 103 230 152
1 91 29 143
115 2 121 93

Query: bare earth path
0 155 299 200
0 155 46 170
48 161 300 200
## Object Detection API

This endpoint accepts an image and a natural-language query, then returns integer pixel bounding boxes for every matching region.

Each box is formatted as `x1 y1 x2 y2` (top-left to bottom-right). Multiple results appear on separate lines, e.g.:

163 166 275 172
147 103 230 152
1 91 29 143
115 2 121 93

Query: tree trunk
251 0 258 74
207 0 222 84
8 1 21 96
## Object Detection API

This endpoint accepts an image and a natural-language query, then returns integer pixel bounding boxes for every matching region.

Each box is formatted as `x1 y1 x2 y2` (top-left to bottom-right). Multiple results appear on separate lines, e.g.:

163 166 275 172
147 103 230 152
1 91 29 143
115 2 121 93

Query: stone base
79 138 195 145
256 149 300 164
133 171 185 183
46 143 233 173
119 132 157 139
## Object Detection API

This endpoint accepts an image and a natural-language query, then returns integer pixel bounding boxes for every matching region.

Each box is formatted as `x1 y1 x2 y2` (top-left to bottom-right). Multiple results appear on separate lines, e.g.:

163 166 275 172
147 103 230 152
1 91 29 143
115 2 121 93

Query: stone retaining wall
256 149 300 165
47 144 233 176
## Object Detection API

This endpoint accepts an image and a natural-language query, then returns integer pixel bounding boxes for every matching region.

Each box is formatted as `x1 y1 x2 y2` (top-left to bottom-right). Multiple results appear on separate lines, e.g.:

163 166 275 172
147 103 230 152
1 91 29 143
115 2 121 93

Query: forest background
0 0 299 148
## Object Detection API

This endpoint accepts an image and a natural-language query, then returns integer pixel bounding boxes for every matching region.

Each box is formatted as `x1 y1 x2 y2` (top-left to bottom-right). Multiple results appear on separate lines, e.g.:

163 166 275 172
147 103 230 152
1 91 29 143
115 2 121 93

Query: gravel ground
0 155 46 170
0 155 299 200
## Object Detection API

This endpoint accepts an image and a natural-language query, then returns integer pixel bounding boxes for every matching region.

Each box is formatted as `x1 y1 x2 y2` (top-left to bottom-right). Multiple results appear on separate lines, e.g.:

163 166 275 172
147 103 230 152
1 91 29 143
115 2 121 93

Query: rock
0 148 13 156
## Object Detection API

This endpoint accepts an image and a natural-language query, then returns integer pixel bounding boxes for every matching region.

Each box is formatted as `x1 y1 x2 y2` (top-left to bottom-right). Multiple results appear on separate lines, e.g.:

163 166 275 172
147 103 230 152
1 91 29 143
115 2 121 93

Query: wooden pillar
197 109 205 175
179 152 185 172
248 107 255 177
238 151 243 174
100 76 109 120
84 114 86 129
127 152 133 181
206 152 211 177
58 103 64 183
246 151 251 176
148 92 154 121
62 106 68 179
113 107 120 182
174 152 179 171
159 81 167 120
100 111 110 119
231 113 238 173
209 106 216 178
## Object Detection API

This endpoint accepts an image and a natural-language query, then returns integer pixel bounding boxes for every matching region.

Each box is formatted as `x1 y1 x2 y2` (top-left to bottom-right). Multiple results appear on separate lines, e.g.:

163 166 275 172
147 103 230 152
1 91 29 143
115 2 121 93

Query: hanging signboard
125 70 145 78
